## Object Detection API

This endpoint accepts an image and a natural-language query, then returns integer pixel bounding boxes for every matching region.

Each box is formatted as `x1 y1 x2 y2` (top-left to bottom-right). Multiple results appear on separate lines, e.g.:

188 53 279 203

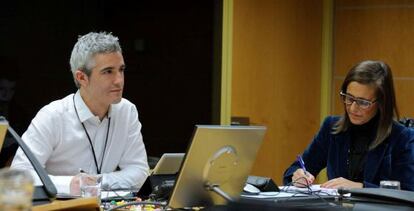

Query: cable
100 183 139 202
106 201 167 211
280 177 340 208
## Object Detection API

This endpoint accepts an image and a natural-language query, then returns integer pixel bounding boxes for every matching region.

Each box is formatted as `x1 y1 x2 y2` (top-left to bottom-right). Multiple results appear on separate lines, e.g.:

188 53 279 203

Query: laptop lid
0 119 6 152
152 153 185 175
167 125 266 209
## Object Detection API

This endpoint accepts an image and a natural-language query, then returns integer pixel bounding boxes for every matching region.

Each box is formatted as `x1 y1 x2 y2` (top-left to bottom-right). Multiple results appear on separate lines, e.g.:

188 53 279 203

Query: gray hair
69 32 122 88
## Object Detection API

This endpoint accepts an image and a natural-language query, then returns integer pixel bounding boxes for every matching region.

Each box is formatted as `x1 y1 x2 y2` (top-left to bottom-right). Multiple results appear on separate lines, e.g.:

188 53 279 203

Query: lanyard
73 94 110 174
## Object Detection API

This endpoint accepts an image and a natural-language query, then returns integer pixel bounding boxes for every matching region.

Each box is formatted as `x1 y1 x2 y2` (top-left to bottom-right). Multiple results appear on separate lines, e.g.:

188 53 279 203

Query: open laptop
152 153 185 175
166 125 266 209
0 119 7 152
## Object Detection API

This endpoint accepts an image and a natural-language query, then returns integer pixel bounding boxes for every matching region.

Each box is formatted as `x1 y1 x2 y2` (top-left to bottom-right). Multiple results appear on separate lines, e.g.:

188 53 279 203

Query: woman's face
345 81 379 125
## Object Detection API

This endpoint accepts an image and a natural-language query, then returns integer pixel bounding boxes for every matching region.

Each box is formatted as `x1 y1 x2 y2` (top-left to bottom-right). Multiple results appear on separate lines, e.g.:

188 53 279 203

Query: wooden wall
333 0 414 117
231 0 323 184
231 0 414 185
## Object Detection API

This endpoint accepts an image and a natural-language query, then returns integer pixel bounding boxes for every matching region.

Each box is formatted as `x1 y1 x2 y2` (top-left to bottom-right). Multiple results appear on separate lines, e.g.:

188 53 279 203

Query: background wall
2 0 414 185
231 0 323 184
0 0 218 158
333 0 414 117
231 0 414 185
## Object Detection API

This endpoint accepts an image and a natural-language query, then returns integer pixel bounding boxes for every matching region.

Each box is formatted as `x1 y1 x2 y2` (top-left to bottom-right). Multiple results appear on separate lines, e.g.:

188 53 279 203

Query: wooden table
32 197 100 211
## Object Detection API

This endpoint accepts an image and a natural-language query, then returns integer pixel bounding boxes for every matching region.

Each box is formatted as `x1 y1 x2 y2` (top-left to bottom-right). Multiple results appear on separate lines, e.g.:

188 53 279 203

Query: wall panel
334 0 414 119
232 0 322 184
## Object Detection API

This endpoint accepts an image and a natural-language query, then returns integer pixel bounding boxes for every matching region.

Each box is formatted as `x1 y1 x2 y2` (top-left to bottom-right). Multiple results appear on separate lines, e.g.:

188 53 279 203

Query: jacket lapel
332 133 350 177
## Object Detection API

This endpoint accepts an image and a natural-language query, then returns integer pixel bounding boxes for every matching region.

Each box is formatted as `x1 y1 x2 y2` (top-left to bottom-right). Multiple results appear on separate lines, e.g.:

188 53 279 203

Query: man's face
81 52 125 107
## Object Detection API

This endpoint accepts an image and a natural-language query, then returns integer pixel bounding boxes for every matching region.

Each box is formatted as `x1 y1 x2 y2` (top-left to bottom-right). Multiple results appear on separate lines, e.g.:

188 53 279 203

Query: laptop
152 153 185 175
167 125 266 209
0 119 7 152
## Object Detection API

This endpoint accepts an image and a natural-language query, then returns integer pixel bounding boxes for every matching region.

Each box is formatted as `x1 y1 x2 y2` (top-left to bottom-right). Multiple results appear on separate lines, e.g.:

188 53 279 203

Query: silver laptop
168 125 266 209
152 153 185 175
0 119 7 152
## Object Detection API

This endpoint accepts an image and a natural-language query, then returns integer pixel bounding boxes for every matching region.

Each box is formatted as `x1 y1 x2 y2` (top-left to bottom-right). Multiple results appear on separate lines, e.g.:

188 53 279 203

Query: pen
296 155 308 176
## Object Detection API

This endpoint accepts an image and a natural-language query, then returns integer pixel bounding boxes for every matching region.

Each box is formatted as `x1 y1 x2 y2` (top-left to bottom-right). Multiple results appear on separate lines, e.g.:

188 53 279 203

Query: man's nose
114 71 124 85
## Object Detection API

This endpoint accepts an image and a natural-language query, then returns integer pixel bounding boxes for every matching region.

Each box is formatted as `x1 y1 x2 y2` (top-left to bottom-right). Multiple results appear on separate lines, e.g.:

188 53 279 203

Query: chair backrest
399 118 414 128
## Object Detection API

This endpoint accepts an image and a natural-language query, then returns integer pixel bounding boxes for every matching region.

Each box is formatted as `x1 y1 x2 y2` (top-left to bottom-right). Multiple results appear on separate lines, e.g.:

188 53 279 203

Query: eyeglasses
339 91 377 109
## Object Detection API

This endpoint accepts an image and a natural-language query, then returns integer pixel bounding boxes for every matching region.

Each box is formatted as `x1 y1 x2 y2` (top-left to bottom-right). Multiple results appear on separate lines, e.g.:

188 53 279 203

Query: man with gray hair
11 32 149 195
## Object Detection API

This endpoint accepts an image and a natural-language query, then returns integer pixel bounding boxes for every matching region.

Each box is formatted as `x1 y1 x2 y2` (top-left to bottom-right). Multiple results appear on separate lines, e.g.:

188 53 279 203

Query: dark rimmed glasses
339 91 377 110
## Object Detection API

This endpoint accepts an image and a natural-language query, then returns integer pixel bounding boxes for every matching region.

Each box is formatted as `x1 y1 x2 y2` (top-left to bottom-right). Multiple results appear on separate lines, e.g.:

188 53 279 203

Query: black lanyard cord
73 94 111 174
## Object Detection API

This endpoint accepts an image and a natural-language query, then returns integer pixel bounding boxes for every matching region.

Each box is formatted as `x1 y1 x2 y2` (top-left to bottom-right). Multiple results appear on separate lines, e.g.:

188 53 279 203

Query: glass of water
0 168 34 211
80 174 101 200
380 180 401 190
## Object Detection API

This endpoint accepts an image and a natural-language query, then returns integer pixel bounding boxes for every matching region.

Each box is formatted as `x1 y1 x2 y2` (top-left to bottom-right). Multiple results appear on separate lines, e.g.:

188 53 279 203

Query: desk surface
232 195 414 211
32 197 100 211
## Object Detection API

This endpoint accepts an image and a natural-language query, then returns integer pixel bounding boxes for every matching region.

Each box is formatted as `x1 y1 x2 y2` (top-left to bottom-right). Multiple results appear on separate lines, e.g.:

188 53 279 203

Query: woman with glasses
283 60 414 190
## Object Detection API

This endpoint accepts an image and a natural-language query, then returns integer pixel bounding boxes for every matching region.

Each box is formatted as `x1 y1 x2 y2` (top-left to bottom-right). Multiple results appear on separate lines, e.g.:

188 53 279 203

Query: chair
399 118 414 128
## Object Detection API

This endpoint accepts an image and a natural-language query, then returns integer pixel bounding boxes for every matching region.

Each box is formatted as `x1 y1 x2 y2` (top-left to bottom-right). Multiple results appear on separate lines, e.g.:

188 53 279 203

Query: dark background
0 0 222 158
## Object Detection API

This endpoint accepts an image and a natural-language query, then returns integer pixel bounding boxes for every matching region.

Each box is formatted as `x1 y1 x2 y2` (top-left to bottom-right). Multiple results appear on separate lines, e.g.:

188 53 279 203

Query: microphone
1 117 57 202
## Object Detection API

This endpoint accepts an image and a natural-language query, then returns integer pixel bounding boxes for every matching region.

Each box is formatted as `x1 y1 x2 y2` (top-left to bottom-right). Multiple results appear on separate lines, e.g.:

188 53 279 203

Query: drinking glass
0 168 34 211
380 180 401 190
80 174 101 199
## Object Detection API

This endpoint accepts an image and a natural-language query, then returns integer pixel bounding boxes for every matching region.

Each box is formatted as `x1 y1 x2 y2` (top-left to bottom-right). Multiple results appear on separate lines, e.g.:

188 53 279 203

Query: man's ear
75 70 88 87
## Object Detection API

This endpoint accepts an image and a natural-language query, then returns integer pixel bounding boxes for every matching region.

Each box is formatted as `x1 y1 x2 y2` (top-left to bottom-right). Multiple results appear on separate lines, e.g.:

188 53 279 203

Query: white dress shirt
11 91 149 194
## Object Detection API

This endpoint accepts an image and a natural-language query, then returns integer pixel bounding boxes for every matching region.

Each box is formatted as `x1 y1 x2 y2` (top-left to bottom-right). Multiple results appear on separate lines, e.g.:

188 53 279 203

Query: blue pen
296 155 308 175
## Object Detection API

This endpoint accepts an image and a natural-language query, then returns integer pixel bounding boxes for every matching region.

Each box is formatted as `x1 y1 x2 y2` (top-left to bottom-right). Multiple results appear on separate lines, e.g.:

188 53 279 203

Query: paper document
57 190 134 200
241 185 338 199
281 184 339 196
101 190 133 199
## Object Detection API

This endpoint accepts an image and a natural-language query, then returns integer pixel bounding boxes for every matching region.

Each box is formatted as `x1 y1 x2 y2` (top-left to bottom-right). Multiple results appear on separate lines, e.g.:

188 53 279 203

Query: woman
283 60 414 190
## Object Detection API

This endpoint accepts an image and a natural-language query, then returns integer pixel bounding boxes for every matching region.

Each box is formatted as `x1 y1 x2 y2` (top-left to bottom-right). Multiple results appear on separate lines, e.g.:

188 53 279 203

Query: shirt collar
74 90 112 123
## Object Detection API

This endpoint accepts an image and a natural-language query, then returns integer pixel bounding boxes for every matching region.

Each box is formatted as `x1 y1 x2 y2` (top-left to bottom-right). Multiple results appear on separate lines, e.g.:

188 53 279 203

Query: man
11 32 149 194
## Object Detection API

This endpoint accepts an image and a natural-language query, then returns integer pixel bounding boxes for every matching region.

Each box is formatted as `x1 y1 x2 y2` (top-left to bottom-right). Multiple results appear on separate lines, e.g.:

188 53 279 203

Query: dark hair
333 60 399 149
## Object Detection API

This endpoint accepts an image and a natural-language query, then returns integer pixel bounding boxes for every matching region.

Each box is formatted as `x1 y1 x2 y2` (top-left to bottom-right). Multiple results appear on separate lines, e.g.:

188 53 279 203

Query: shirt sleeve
283 116 333 185
388 127 414 191
10 106 73 193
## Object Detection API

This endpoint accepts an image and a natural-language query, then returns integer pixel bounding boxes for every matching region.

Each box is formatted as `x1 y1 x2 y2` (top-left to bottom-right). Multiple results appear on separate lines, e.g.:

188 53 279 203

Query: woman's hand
292 168 315 187
321 177 363 189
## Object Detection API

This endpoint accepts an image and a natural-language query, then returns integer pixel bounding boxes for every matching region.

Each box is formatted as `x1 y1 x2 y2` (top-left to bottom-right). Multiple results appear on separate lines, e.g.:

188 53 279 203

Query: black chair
399 118 414 128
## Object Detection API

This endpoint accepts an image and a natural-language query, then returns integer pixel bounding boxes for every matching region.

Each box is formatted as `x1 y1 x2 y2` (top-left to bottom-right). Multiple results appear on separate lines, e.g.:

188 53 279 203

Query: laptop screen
168 125 266 209
152 153 185 175
0 118 7 152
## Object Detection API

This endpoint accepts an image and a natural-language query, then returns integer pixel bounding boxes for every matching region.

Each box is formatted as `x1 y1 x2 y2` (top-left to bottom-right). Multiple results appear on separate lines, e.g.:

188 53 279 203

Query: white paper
280 184 339 196
241 185 338 199
101 190 132 199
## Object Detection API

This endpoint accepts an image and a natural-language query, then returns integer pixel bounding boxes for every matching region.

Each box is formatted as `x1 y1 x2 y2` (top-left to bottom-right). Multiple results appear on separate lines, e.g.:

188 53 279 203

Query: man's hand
70 173 98 195
292 168 315 187
321 177 363 189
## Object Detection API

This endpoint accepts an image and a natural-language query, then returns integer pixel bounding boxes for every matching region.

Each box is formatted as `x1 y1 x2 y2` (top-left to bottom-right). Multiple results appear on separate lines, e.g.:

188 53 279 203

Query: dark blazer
283 116 414 191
